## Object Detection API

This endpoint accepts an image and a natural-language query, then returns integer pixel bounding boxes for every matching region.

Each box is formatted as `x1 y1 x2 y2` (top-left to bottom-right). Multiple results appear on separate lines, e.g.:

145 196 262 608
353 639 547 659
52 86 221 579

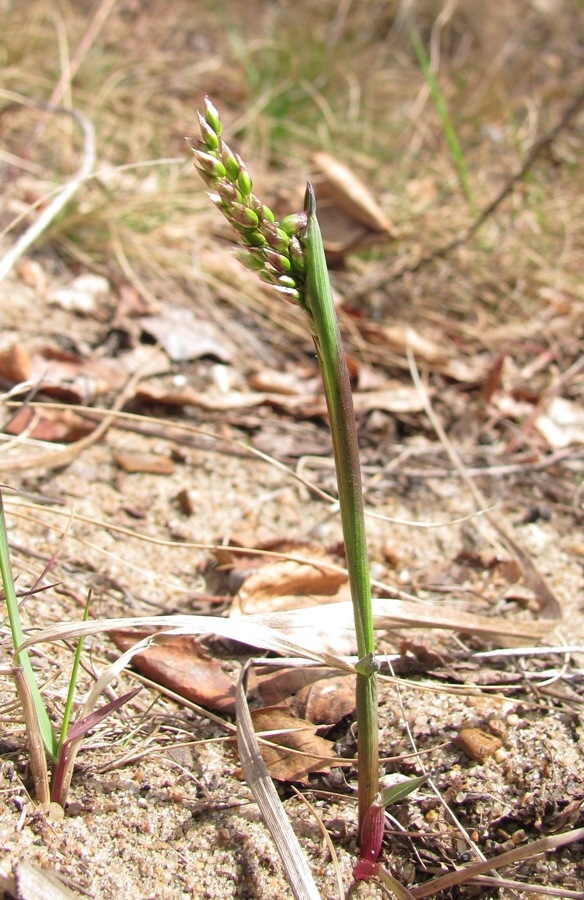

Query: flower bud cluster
192 97 307 304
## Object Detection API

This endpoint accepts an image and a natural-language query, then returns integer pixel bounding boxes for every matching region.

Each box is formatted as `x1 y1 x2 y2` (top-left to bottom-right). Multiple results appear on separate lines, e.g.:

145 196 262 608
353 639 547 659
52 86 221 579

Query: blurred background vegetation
1 0 583 357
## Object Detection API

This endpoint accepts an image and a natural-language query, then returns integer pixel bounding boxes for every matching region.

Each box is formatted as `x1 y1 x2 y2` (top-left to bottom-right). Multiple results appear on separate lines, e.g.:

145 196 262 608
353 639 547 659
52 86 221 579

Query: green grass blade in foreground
0 491 57 758
299 184 379 840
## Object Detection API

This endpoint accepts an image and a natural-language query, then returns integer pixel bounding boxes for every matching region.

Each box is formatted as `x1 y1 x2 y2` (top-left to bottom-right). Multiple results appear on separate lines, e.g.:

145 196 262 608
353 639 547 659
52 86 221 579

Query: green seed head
263 222 290 253
279 211 308 235
288 235 306 275
236 158 252 196
220 142 240 182
263 248 291 273
197 112 220 151
272 284 300 303
234 249 266 271
241 229 267 248
260 204 275 224
231 202 259 228
193 99 306 308
203 96 222 137
193 149 226 179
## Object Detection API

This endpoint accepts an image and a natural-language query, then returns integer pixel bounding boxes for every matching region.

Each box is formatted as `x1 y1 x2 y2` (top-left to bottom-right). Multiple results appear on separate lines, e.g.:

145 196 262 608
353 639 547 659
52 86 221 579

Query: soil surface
1 256 583 899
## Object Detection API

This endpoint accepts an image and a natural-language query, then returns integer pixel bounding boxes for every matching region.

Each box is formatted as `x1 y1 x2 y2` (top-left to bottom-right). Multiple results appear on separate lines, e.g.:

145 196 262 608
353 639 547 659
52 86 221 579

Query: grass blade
0 490 57 758
409 24 477 216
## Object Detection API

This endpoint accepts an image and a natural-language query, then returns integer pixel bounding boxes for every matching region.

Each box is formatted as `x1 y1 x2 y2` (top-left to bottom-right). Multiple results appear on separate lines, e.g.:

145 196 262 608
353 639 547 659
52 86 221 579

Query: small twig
467 875 584 898
0 370 141 472
410 827 584 898
0 102 96 283
407 347 562 620
347 86 584 300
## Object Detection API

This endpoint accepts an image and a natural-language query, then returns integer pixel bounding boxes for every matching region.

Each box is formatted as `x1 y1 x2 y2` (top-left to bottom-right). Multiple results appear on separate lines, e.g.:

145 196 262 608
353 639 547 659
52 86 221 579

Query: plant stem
299 184 379 838
192 100 380 851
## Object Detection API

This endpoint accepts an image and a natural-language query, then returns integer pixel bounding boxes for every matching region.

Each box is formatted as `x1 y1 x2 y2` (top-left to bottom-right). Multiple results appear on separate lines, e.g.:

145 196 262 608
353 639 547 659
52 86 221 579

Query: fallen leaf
140 307 234 362
257 667 356 727
0 342 31 382
136 382 267 410
113 451 175 475
248 367 319 396
313 152 395 235
0 342 142 404
49 274 111 316
4 407 96 443
360 322 490 382
352 385 425 415
536 396 584 448
250 706 337 782
232 547 348 616
361 323 447 365
109 630 236 714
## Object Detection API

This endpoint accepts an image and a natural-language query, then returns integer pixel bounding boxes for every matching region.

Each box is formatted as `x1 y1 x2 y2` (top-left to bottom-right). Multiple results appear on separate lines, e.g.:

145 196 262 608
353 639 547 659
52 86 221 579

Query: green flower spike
192 96 307 307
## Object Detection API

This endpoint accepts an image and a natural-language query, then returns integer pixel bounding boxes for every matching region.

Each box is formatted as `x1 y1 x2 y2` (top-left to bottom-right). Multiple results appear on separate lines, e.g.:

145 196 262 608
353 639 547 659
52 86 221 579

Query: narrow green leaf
0 492 57 758
381 775 428 807
409 24 477 216
58 593 92 751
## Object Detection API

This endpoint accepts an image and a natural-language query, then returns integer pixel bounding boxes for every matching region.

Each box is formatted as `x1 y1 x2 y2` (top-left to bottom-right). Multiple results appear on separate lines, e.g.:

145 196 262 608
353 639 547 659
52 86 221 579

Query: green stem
299 184 378 836
0 491 57 758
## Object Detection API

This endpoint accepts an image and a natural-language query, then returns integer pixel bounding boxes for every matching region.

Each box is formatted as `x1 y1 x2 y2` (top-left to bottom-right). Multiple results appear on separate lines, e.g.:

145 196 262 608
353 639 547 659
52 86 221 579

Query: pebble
453 727 502 763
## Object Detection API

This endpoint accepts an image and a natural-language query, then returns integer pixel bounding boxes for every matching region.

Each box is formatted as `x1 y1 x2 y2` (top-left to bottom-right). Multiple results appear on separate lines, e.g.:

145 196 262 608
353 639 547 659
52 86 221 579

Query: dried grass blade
248 600 556 645
410 826 584 898
13 665 49 804
20 614 356 672
235 662 322 900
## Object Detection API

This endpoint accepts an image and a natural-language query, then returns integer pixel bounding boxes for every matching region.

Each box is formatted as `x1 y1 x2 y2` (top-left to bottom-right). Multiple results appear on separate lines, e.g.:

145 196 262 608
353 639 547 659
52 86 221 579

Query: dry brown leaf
0 342 165 404
260 386 423 418
313 152 395 235
352 385 425 415
0 342 31 382
247 367 319 396
232 547 348 616
362 323 448 365
361 322 490 381
250 706 337 783
136 382 267 410
109 630 236 714
113 451 175 475
257 667 356 727
4 407 96 443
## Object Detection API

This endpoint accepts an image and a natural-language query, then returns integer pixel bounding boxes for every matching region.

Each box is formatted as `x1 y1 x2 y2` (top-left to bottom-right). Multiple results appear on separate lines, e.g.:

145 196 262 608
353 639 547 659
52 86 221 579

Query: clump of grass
0 488 138 805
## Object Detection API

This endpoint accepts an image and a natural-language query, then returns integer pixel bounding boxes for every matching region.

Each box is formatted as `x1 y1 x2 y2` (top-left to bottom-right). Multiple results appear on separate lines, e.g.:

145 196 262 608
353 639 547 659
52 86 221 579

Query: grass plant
0 490 57 760
0 488 138 805
192 96 421 885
